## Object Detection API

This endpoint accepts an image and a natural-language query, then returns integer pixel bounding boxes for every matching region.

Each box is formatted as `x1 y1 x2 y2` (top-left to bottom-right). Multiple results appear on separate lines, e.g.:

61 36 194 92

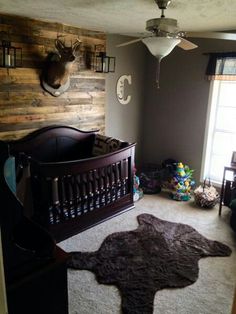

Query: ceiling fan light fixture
142 37 181 59
155 0 171 10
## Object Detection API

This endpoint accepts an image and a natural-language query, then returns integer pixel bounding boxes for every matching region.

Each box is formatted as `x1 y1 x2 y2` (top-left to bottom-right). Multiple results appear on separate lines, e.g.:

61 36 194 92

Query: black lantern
94 45 115 73
0 40 22 68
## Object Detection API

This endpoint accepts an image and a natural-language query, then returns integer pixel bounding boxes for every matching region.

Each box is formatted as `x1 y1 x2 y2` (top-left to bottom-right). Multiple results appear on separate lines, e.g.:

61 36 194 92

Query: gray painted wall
106 35 236 182
141 38 236 182
105 35 146 163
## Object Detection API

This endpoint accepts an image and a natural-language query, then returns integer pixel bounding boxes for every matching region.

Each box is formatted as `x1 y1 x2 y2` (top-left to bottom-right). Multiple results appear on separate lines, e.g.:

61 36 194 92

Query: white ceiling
0 0 236 35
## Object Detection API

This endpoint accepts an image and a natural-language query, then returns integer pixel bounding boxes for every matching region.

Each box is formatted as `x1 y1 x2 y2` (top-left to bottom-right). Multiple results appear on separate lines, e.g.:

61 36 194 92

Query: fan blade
116 38 142 47
186 31 236 41
178 38 198 50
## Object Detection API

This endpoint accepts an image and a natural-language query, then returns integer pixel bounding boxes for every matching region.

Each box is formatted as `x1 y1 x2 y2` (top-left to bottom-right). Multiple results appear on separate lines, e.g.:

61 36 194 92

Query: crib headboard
8 125 98 162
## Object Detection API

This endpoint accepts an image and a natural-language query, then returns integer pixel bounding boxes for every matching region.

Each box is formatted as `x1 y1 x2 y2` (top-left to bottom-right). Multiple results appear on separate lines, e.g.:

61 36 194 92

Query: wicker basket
193 179 219 209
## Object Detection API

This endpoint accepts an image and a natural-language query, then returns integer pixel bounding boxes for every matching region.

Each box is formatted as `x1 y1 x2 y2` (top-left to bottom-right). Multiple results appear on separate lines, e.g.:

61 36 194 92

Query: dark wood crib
7 125 136 242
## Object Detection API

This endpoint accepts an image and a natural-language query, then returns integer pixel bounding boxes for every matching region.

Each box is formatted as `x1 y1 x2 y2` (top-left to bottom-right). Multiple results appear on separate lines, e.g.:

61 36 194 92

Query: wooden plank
71 70 105 79
0 14 63 31
89 91 106 98
24 29 105 45
4 65 106 82
21 60 44 68
0 68 8 76
0 97 94 107
4 91 93 101
0 120 105 141
0 75 40 84
2 90 104 101
0 103 104 117
92 97 105 105
5 33 55 46
10 42 45 53
0 128 37 141
2 68 40 76
0 110 104 124
0 14 105 38
0 27 104 48
0 114 105 132
69 78 105 92
0 83 42 92
0 121 105 141
0 92 9 100
1 78 102 90
0 13 106 137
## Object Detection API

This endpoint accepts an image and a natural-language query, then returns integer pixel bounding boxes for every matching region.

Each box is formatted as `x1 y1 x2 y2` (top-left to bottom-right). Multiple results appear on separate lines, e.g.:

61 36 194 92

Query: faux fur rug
67 214 232 314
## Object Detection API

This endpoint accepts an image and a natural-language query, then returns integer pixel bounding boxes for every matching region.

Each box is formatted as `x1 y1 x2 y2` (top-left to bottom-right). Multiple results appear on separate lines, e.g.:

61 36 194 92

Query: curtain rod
203 51 236 55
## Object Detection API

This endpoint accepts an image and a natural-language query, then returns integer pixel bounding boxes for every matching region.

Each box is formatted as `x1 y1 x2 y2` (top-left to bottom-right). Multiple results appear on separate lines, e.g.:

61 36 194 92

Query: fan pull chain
156 58 161 89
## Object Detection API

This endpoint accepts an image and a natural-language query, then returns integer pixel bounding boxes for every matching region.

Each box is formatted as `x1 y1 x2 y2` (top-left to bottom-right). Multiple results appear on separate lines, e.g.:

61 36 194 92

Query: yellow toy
170 162 195 201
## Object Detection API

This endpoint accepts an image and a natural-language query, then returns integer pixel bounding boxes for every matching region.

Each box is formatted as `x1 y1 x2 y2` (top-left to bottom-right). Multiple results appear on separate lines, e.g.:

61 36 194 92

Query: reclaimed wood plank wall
0 14 106 141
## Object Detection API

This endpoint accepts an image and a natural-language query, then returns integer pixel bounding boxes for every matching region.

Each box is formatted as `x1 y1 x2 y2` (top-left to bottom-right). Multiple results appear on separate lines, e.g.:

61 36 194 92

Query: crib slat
69 175 77 218
98 168 105 207
64 175 75 219
58 177 69 222
121 159 128 196
103 166 109 205
52 177 59 204
105 166 109 205
81 173 88 213
47 177 55 224
93 169 100 209
87 171 94 211
108 165 113 203
51 177 60 224
47 177 60 224
75 175 82 216
116 162 122 199
110 164 116 202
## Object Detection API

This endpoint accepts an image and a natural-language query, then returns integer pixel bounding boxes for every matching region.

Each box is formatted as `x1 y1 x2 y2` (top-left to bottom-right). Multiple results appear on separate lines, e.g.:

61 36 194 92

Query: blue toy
170 162 195 201
133 168 143 202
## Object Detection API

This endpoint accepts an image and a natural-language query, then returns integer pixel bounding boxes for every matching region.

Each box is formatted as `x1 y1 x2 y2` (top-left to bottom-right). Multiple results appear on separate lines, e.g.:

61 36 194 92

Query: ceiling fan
117 0 236 87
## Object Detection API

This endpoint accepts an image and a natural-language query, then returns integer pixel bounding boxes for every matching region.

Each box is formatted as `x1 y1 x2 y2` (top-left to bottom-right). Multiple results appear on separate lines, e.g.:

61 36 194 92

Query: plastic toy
170 162 195 201
133 168 144 202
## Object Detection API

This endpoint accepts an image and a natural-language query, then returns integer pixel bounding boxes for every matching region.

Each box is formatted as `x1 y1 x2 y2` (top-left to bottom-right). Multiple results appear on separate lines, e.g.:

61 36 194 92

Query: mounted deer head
41 38 81 97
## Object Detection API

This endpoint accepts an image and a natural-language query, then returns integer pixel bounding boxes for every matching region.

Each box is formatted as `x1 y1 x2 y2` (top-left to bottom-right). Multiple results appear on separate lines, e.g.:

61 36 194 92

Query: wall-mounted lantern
0 35 22 68
94 45 115 73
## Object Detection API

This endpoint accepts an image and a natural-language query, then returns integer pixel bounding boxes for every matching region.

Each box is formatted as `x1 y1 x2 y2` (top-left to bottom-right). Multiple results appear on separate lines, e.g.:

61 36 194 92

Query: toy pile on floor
133 168 143 202
137 160 195 201
169 162 195 201
138 164 162 195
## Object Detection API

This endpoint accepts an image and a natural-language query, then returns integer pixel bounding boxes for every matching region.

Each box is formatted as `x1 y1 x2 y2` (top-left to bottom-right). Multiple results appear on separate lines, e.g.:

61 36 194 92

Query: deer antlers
55 37 81 55
72 38 82 53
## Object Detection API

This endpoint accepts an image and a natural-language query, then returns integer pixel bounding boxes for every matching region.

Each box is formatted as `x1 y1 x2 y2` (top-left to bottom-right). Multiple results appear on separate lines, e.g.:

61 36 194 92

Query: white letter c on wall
116 75 132 105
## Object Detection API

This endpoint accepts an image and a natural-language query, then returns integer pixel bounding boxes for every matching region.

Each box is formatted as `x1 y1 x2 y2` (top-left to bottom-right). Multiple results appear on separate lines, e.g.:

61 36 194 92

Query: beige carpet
59 192 236 314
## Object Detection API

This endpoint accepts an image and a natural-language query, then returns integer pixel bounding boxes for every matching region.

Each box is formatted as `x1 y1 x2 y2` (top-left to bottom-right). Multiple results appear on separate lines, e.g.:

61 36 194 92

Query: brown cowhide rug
67 214 231 314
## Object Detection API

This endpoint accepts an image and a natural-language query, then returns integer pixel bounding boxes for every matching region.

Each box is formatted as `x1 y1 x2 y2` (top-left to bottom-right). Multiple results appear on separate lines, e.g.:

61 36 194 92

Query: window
201 80 236 184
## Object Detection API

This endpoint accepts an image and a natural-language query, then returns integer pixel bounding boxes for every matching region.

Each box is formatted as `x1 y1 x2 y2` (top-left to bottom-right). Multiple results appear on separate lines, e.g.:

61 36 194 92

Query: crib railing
43 161 129 224
30 145 135 242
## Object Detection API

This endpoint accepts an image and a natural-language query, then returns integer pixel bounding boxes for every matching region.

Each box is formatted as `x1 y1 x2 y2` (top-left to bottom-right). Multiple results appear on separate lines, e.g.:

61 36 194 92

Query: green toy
170 162 195 201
